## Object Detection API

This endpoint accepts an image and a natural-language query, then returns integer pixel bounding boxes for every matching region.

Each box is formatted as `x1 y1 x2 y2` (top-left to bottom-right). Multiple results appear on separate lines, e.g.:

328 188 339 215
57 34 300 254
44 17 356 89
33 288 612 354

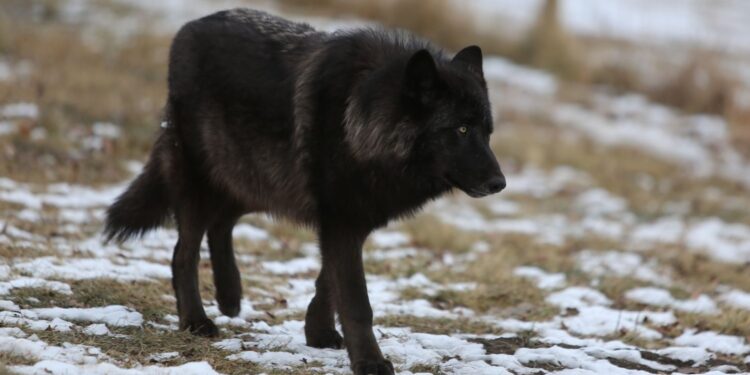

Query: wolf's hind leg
305 265 343 349
172 202 218 337
208 214 242 317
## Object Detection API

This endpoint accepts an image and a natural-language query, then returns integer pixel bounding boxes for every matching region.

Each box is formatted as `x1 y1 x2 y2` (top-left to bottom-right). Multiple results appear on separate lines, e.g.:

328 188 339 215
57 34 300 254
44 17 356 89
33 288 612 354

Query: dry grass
675 309 750 338
399 214 480 254
428 234 568 320
515 0 582 81
0 0 169 184
652 248 750 293
10 278 176 322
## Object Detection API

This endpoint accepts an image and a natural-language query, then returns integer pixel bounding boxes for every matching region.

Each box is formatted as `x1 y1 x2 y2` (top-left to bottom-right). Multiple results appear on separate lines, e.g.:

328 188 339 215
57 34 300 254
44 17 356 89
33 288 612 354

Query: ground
1 0 750 374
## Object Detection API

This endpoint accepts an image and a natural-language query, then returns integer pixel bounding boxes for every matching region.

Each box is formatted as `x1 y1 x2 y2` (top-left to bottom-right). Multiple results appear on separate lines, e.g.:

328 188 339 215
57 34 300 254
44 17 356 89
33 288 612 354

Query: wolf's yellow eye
458 126 468 134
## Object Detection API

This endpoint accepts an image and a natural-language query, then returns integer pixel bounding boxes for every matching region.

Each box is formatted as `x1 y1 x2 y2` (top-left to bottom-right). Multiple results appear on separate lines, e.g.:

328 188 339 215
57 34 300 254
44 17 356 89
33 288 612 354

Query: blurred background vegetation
0 0 748 184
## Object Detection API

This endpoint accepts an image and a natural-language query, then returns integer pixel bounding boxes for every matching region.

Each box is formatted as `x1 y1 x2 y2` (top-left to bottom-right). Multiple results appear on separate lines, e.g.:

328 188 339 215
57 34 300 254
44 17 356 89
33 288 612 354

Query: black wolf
105 8 504 374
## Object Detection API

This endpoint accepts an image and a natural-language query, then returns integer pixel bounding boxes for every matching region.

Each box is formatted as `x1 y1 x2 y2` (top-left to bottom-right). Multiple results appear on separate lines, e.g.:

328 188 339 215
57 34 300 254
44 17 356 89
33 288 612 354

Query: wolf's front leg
318 224 394 375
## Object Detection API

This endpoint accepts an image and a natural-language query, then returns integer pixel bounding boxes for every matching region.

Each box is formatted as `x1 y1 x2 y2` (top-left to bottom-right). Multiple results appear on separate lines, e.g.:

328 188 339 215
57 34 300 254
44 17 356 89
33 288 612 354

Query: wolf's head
345 44 504 198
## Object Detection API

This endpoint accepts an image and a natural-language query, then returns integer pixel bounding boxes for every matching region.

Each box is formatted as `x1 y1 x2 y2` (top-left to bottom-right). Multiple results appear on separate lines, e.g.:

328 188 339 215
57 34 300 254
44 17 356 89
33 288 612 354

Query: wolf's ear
404 49 441 105
452 45 483 78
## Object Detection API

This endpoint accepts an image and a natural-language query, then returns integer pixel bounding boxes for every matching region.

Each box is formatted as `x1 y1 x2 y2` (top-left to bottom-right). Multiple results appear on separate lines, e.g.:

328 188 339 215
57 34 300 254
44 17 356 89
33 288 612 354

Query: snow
1 102 39 119
83 324 111 336
370 230 411 248
31 306 143 327
516 345 659 374
0 121 17 136
0 335 108 365
685 218 750 263
233 223 269 241
629 217 685 247
0 277 73 296
146 352 180 363
12 360 220 375
262 257 319 275
576 250 671 286
546 287 611 309
553 100 713 174
574 189 627 217
0 180 125 210
562 306 675 340
656 346 714 366
0 300 20 310
14 258 171 281
625 287 719 314
483 57 558 95
92 122 121 138
674 330 750 356
513 266 566 290
719 289 750 311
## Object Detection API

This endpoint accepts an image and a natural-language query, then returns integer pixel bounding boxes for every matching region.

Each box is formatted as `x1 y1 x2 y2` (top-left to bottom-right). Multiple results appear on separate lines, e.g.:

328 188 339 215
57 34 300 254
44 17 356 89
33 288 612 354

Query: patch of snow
504 166 592 198
1 102 38 119
584 346 675 373
562 306 676 340
0 335 108 365
12 360 220 375
0 121 17 136
718 289 750 310
629 216 685 247
487 199 520 216
83 324 110 336
515 345 647 374
31 305 143 327
262 257 319 275
0 277 72 296
685 218 750 264
213 338 243 352
92 122 121 138
513 266 566 290
577 250 671 286
0 300 20 310
146 351 180 363
625 287 718 314
233 223 269 241
546 287 612 309
574 189 627 217
14 257 171 281
370 230 411 248
674 329 750 356
483 57 558 96
656 346 714 366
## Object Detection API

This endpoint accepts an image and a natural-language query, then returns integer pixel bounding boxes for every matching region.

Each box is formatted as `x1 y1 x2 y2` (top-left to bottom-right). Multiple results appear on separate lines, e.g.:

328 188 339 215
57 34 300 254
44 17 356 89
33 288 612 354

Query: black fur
105 9 504 374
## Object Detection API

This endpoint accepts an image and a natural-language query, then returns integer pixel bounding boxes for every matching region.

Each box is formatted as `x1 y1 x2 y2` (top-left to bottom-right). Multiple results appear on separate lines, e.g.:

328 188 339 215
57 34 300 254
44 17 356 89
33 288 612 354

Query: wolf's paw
305 328 344 349
352 359 394 375
217 298 241 317
184 318 219 337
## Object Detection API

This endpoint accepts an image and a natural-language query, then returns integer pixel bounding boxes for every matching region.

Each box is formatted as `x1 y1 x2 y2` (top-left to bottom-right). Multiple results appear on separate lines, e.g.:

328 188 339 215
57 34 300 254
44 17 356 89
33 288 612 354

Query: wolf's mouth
444 176 489 198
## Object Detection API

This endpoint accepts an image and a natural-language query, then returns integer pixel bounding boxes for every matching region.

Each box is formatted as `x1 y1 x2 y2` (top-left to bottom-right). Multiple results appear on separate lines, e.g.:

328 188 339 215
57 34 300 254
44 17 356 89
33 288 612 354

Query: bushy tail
104 159 170 243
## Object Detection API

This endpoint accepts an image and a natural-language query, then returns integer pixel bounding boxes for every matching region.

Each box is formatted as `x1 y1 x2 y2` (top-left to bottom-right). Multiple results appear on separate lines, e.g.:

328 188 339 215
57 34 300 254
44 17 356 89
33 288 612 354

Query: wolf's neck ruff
343 94 417 161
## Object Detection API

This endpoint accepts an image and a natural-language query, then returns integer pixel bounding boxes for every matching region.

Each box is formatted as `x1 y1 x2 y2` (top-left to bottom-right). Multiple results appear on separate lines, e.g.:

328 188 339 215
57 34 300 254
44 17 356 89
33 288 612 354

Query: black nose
483 176 506 194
